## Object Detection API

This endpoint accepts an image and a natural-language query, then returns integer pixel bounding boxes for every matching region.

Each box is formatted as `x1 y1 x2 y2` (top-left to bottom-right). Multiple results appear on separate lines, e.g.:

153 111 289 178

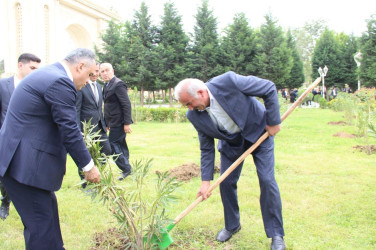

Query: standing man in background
100 63 132 180
174 71 285 250
0 48 101 249
76 62 112 189
0 53 41 220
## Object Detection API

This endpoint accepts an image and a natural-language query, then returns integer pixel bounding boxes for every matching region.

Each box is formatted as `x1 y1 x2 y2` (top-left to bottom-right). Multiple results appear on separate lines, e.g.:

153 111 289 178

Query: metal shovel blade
144 223 175 249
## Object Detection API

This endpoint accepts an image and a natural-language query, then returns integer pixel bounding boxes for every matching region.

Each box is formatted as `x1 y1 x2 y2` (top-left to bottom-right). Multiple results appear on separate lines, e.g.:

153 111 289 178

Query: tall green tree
254 13 293 89
220 13 256 75
336 33 358 89
359 14 376 87
292 20 326 83
285 30 305 89
125 1 158 106
157 2 189 105
95 20 127 79
311 29 342 87
189 0 221 81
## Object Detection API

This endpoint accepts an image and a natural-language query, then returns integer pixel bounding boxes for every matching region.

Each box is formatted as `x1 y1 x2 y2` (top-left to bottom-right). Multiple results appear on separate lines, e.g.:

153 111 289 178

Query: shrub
133 107 188 123
81 122 181 249
317 96 328 109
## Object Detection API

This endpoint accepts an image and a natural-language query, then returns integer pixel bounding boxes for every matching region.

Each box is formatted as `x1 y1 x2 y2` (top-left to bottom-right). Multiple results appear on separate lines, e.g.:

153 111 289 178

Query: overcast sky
1 0 375 61
103 0 376 35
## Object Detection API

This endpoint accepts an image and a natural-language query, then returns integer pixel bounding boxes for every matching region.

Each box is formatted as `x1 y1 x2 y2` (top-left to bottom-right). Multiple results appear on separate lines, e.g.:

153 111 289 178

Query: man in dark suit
0 48 101 249
76 62 111 188
100 63 132 180
174 72 285 250
0 53 41 220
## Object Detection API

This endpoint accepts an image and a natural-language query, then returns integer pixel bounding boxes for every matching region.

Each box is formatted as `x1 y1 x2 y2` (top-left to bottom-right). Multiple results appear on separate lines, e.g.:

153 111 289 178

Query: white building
0 0 120 77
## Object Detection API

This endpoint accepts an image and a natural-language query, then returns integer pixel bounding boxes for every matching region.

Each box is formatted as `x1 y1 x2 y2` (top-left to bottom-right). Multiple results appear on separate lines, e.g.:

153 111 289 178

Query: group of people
0 49 133 249
281 88 298 103
0 48 286 250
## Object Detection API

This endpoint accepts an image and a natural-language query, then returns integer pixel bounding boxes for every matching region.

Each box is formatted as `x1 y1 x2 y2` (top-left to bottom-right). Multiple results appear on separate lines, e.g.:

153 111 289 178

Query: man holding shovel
174 71 285 250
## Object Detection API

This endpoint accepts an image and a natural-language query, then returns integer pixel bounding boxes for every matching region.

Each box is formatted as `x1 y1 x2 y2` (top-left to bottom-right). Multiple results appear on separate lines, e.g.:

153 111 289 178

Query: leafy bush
133 107 188 123
82 122 181 249
317 96 328 109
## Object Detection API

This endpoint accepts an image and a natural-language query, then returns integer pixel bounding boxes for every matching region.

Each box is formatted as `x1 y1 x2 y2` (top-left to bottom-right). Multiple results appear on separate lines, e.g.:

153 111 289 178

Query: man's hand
124 124 132 133
84 166 101 183
197 181 211 200
266 124 281 136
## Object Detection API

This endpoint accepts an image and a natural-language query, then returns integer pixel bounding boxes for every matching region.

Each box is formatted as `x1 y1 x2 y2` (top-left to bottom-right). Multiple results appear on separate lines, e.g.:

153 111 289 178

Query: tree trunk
169 87 173 107
140 86 144 107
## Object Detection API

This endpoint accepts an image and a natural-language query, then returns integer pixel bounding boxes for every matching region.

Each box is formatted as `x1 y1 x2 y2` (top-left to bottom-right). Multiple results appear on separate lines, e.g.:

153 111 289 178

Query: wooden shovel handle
173 77 322 225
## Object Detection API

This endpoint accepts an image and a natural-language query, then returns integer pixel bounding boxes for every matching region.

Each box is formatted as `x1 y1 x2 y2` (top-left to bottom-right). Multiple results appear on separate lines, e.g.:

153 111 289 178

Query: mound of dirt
353 145 376 154
168 163 201 182
328 121 347 126
91 228 129 250
333 131 356 138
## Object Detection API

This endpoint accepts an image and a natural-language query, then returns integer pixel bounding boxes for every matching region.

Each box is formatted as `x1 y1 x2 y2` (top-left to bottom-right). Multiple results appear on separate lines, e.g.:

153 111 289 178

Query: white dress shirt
205 88 240 134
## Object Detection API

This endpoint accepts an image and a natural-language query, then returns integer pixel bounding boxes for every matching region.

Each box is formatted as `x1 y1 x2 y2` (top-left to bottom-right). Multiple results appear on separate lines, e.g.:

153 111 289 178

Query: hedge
132 107 188 123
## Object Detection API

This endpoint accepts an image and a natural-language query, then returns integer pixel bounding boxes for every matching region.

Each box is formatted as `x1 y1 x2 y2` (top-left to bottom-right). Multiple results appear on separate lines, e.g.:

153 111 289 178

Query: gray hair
174 78 206 101
64 48 96 67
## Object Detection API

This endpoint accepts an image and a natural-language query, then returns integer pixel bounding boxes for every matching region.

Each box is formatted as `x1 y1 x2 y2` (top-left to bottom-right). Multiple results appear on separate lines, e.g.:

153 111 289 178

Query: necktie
91 82 99 103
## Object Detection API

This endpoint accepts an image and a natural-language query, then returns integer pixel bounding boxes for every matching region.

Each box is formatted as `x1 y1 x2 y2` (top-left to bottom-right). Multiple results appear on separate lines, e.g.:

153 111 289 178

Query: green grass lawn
1 108 375 249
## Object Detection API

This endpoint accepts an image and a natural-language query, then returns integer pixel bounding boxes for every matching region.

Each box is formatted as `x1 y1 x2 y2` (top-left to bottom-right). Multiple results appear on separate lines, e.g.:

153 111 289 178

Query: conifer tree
285 30 305 89
189 0 221 81
220 13 256 75
311 29 342 86
157 2 189 105
125 2 158 106
359 15 376 87
254 13 293 89
336 33 358 89
95 20 127 79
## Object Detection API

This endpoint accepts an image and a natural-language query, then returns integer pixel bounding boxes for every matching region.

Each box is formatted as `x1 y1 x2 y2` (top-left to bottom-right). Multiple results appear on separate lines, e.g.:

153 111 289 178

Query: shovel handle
173 77 322 225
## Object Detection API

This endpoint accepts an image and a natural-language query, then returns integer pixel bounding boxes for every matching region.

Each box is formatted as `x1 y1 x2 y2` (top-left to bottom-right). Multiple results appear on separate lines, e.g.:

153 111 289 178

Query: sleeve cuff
82 159 94 172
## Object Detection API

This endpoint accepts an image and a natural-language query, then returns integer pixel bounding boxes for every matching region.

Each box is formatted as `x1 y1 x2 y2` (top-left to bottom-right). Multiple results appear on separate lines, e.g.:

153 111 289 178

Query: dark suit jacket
76 82 106 132
0 62 92 191
0 76 15 128
103 76 132 128
187 71 281 180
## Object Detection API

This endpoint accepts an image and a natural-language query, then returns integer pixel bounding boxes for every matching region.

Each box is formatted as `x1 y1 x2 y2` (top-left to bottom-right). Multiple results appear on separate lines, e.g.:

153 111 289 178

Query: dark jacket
0 76 15 128
0 62 91 191
76 82 106 132
103 76 132 128
187 71 281 180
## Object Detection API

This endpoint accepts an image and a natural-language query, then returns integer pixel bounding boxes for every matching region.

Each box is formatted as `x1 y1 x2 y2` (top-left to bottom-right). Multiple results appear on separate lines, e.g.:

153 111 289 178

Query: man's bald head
100 63 115 82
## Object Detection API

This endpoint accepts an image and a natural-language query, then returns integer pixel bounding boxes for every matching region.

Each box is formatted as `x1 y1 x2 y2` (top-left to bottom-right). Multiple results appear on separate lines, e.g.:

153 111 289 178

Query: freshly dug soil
353 145 376 154
168 163 201 182
333 131 356 138
328 121 347 126
90 228 129 250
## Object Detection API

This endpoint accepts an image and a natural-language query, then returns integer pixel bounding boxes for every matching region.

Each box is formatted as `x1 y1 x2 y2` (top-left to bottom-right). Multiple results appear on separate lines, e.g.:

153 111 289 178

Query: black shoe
271 236 285 250
0 202 10 220
118 171 131 181
216 224 241 242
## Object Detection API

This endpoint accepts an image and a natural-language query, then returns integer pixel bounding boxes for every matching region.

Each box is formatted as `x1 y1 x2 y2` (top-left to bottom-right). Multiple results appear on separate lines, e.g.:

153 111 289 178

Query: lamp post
354 51 362 91
318 65 328 100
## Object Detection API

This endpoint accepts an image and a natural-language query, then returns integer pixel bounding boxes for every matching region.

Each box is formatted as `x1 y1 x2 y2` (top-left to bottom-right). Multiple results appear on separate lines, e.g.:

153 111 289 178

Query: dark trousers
219 136 284 238
0 180 10 204
78 124 112 188
108 126 132 173
0 174 64 250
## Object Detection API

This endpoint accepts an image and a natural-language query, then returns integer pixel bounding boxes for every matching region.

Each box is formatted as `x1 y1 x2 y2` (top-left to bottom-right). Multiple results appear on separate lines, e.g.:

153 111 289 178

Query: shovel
149 77 322 249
